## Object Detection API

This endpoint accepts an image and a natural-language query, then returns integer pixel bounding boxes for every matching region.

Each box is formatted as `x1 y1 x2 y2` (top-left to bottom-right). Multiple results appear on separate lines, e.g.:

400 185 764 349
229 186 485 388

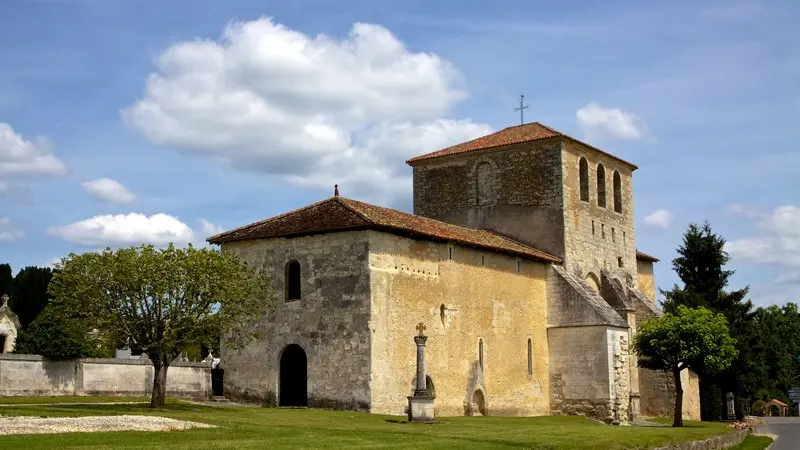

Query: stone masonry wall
0 315 17 353
220 231 372 410
548 325 630 423
368 231 551 417
636 259 656 301
561 141 637 288
0 354 211 397
411 140 566 258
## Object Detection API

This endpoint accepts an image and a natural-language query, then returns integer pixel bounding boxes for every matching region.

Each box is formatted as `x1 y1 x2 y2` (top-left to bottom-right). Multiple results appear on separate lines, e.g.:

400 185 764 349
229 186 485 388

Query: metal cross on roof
514 94 529 125
416 322 426 336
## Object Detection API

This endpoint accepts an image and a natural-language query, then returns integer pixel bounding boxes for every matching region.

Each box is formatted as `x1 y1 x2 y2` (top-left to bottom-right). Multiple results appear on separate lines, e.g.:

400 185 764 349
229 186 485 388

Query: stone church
208 122 700 423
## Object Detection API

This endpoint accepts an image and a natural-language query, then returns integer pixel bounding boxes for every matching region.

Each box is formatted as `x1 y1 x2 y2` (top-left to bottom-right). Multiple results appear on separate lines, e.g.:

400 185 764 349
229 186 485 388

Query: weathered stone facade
369 231 550 416
220 231 373 409
215 122 698 422
0 295 20 354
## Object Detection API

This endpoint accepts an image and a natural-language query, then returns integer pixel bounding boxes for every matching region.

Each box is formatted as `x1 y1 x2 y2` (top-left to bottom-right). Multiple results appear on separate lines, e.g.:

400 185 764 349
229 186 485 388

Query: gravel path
0 415 215 435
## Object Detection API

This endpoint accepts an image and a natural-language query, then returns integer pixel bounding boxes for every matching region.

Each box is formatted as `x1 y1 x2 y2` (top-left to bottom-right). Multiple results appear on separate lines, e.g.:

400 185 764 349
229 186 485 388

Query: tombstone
407 322 436 422
726 392 735 420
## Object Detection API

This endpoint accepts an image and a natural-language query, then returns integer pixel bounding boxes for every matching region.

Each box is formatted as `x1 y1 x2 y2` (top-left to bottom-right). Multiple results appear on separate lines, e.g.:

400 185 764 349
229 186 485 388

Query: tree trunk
673 368 684 427
150 360 169 408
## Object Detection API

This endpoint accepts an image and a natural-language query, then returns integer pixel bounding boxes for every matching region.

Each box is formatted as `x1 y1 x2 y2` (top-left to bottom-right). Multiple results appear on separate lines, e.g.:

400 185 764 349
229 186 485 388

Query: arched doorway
471 389 487 416
279 344 307 407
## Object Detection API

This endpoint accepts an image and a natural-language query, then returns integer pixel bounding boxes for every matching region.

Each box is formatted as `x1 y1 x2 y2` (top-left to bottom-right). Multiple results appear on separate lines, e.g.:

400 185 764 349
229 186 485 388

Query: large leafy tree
48 244 271 408
0 263 11 297
634 306 738 427
14 304 107 359
10 266 55 328
660 221 756 420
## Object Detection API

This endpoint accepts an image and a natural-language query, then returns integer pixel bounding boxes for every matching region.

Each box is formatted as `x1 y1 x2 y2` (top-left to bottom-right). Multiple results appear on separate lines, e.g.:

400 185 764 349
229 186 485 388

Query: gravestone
407 322 436 422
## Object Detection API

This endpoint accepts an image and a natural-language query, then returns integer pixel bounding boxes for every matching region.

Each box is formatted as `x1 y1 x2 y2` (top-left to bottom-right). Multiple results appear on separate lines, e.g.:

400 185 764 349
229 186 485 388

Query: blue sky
0 0 797 306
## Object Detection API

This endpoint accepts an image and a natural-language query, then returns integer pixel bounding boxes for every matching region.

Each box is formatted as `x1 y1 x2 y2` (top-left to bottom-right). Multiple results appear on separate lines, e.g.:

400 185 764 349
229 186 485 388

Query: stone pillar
626 311 641 421
408 322 435 422
414 335 428 396
726 392 735 420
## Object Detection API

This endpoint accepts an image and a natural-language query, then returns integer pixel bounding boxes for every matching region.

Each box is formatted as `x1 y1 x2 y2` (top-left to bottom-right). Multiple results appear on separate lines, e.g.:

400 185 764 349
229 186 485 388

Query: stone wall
0 354 211 397
639 367 701 420
220 231 372 409
548 325 630 424
368 231 551 417
410 140 566 258
636 259 656 301
561 141 637 288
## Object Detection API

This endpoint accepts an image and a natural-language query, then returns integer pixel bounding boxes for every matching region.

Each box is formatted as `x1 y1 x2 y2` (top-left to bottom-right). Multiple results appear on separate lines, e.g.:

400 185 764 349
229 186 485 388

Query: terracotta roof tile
208 197 561 264
636 250 660 263
406 122 637 169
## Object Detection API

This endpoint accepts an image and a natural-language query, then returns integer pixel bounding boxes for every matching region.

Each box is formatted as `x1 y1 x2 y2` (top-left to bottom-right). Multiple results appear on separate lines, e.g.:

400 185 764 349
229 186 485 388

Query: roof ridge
335 197 376 225
207 196 338 242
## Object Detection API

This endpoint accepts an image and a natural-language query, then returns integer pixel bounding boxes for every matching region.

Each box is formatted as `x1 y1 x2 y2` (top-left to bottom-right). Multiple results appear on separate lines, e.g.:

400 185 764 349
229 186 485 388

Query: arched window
579 157 589 202
440 304 446 326
597 164 606 208
285 260 301 301
527 338 533 376
479 338 484 370
613 171 622 213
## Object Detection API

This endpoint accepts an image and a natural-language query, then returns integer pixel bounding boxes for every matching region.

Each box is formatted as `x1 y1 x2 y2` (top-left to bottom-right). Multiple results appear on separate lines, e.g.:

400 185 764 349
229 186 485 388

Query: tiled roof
636 250 660 263
406 122 637 169
207 196 561 264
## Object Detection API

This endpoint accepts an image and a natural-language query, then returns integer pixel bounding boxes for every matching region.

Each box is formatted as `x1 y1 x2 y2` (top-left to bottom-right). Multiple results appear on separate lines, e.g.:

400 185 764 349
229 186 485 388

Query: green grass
0 396 150 405
728 435 773 450
0 398 735 449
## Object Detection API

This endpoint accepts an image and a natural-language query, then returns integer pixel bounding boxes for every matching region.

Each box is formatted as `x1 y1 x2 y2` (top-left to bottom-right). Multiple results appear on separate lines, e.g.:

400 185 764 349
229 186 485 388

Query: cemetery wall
0 354 211 397
368 231 551 417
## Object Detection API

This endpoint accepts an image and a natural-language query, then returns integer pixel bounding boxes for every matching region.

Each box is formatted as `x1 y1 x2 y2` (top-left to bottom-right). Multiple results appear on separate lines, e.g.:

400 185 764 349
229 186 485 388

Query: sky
0 0 798 307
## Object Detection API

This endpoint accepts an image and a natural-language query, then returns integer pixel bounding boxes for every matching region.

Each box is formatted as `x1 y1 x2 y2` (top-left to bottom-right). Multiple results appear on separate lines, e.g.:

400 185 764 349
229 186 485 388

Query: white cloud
643 209 674 228
0 123 67 176
48 213 194 247
122 17 490 202
726 202 762 218
0 217 24 242
199 219 224 236
576 102 649 141
726 206 800 284
82 177 137 204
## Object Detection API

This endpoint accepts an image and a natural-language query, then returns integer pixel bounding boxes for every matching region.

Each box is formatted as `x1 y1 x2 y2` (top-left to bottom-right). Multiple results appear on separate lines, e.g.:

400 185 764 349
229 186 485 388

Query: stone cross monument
407 322 436 422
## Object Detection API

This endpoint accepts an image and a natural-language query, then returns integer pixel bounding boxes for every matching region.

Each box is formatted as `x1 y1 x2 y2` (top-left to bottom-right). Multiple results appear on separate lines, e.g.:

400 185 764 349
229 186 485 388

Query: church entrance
279 344 307 407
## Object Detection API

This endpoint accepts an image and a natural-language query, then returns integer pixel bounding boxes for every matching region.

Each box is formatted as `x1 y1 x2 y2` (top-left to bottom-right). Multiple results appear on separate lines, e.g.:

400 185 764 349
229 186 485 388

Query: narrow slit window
285 260 301 301
579 157 589 202
613 171 622 213
479 339 484 370
527 338 533 376
597 164 607 208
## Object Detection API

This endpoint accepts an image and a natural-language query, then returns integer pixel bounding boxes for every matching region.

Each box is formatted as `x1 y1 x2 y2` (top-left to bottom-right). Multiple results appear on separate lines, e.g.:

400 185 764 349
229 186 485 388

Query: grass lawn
0 398 735 449
729 435 773 450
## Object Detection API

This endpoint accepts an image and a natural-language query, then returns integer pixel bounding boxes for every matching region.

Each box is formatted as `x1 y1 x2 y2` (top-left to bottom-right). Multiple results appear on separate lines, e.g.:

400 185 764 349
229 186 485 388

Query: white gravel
0 414 215 435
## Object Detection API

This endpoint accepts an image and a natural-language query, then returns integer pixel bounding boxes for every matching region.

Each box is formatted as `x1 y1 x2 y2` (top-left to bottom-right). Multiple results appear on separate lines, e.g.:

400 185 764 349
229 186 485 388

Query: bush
751 400 766 416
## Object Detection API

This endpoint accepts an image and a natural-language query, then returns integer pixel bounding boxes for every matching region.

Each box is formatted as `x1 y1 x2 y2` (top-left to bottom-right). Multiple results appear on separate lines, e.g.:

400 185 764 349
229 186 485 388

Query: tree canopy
10 266 55 328
659 220 756 420
0 263 11 297
48 244 271 407
634 305 737 427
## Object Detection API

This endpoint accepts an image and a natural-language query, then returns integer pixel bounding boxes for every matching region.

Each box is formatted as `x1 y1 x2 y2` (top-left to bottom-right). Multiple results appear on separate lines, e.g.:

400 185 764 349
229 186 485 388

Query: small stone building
209 122 700 422
0 295 20 354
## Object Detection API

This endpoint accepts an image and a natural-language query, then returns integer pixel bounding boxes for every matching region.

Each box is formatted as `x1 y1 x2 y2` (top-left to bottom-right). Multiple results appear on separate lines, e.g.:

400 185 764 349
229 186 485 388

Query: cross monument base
407 395 436 422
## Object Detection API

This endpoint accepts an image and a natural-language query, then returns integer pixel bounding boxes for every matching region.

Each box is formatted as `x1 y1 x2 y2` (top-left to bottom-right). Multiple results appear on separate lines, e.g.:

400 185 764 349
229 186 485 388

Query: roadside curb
752 432 777 450
652 429 748 450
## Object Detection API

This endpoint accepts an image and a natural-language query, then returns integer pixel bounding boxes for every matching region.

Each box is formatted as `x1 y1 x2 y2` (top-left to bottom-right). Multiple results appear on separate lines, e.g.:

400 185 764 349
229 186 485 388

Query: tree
0 263 11 297
47 244 271 408
659 221 756 420
14 304 107 359
634 305 738 427
10 266 55 328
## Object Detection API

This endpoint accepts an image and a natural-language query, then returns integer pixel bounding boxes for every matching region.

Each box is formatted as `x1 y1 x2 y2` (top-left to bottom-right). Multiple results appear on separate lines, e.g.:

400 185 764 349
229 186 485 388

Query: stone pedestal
407 396 436 422
629 392 641 421
726 392 735 420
